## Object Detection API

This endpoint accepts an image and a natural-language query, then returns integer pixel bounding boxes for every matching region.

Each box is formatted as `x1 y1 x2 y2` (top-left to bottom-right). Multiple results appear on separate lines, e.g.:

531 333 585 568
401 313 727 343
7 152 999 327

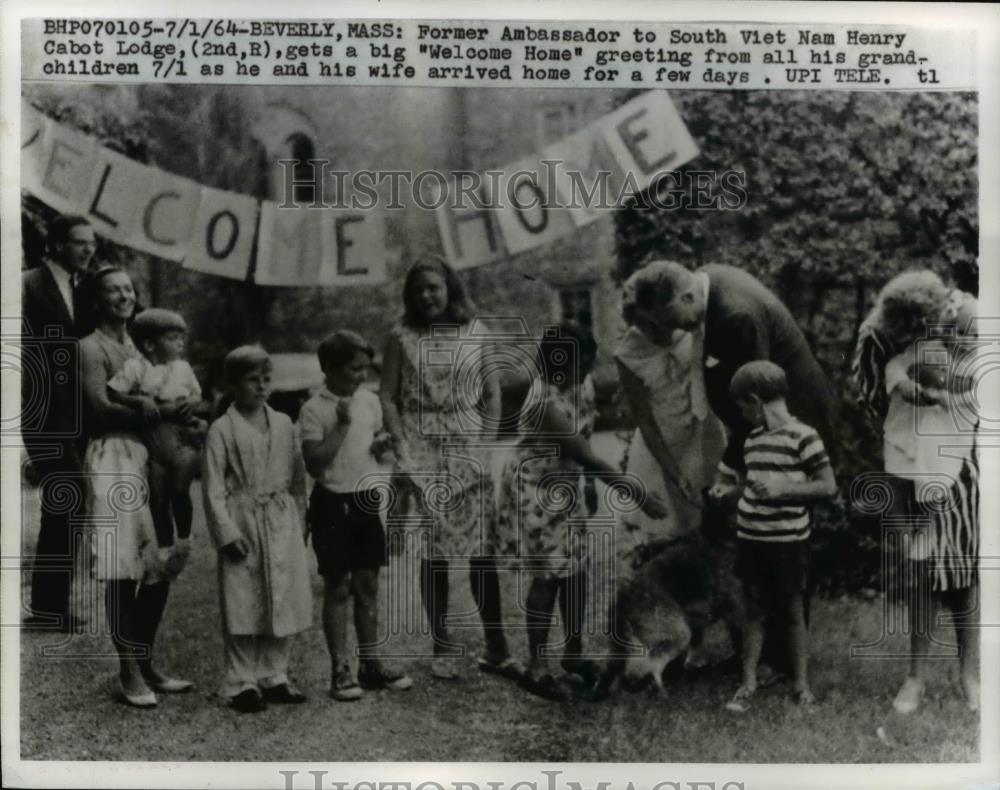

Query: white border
2 2 999 788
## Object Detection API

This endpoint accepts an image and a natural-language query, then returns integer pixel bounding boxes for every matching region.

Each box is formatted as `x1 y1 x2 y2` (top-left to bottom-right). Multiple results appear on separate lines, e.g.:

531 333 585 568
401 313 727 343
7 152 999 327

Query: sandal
477 655 525 682
519 672 571 702
725 684 756 713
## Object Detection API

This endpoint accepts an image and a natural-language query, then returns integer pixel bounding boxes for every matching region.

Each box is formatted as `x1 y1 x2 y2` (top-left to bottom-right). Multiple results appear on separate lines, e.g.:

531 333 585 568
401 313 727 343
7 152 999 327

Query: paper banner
33 119 98 215
430 174 504 269
319 210 388 286
183 186 258 281
541 126 626 228
483 155 576 256
21 102 50 196
82 147 151 245
595 90 700 193
85 147 201 261
124 169 201 262
254 203 324 286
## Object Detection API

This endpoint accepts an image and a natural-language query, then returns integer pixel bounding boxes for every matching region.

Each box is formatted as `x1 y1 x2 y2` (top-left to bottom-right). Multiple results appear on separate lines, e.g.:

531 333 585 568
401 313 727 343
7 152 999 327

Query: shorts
735 539 809 621
308 486 386 577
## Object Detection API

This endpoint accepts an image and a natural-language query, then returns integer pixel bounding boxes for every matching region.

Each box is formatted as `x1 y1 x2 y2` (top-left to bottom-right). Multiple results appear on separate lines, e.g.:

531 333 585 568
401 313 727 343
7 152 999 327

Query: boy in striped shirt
723 361 837 710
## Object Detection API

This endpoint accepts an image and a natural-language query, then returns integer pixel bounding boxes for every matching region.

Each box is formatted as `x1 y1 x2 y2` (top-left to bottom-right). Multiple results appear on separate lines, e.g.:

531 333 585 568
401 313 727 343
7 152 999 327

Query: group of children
106 258 977 715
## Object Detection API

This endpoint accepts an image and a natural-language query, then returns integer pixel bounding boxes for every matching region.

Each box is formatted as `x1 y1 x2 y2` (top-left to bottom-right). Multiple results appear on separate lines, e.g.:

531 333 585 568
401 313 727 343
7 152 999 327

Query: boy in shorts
719 361 837 710
299 330 413 701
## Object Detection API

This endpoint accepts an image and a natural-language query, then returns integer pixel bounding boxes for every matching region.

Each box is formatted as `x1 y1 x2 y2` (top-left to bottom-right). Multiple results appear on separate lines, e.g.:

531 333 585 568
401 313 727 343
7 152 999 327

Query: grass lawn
16 456 980 763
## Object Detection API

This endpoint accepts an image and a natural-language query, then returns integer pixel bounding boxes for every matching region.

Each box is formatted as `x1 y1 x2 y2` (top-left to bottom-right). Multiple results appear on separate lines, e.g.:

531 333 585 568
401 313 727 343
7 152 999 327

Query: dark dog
592 531 738 699
592 495 743 700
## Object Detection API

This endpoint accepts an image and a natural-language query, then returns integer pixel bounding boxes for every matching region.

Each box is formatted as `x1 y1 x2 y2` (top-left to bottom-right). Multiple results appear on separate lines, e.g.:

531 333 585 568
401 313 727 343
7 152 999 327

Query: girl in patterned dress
852 270 980 713
380 258 520 681
494 325 667 700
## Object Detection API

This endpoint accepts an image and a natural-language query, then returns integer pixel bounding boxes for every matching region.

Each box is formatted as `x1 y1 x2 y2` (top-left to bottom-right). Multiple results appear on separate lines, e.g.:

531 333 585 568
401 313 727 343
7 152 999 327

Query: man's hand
222 537 250 562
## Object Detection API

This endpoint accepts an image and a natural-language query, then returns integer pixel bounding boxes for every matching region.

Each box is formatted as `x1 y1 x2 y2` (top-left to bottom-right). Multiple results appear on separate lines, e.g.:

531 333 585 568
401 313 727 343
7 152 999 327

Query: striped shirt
736 418 831 543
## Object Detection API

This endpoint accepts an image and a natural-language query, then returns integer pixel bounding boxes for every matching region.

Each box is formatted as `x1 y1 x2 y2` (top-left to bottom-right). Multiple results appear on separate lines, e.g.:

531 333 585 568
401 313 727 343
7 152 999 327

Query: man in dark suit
628 260 836 479
21 214 97 631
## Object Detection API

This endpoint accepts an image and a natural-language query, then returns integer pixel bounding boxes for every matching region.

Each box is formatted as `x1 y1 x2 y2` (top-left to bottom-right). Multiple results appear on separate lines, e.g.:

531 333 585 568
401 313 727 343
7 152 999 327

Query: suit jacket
700 264 837 473
21 264 84 439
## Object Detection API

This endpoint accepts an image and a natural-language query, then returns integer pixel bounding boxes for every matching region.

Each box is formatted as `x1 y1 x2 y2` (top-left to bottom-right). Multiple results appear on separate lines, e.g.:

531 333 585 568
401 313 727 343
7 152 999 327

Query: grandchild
108 308 205 577
722 361 836 711
380 258 517 681
202 346 312 713
300 330 413 701
494 325 667 701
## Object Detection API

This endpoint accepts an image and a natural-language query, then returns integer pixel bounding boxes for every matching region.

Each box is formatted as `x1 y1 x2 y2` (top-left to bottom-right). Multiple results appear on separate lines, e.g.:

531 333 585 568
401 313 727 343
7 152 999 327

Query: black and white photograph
2 3 998 788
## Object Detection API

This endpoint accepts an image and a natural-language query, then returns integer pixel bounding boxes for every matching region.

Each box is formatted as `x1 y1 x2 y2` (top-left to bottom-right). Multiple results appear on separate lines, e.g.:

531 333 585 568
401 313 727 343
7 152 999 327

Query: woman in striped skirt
852 270 980 714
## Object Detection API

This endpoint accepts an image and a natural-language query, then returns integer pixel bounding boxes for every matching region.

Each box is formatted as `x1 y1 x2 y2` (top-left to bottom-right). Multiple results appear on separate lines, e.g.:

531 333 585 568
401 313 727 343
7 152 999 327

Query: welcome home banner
20 91 696 284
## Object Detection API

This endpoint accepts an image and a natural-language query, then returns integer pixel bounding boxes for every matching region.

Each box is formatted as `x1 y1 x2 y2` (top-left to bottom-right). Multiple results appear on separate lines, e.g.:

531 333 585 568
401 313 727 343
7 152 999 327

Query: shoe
146 676 195 694
107 676 157 709
892 677 925 715
794 687 817 710
724 684 756 713
262 683 307 704
560 657 599 688
478 655 526 682
518 671 571 702
430 657 459 680
358 663 413 691
230 688 267 713
329 663 363 702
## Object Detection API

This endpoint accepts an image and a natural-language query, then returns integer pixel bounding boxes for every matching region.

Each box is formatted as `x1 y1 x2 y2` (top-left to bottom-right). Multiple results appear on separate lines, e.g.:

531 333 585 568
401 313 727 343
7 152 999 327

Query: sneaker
358 663 413 691
892 676 925 715
329 663 363 702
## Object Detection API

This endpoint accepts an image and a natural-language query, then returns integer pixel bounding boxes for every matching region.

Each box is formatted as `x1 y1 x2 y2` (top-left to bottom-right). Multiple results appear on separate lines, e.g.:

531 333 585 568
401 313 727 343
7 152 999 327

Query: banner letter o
206 211 239 260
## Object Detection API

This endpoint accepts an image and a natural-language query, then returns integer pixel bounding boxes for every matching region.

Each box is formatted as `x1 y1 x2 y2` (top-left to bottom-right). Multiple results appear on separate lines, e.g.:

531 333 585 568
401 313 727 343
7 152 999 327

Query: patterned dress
391 322 496 558
493 377 596 579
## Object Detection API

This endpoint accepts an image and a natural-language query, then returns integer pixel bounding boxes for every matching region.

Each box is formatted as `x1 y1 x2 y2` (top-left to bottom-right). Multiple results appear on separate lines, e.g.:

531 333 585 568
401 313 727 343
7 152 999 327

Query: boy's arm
752 465 837 503
751 432 837 502
299 401 350 479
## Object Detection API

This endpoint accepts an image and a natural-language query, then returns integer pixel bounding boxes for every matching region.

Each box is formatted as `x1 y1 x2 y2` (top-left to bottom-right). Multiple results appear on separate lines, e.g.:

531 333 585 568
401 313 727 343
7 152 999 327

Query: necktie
689 327 709 420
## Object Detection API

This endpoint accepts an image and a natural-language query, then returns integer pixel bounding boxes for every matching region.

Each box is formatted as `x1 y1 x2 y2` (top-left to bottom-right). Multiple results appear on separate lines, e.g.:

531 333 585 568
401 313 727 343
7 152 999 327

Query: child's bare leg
787 593 813 702
525 575 559 677
945 585 980 709
104 580 149 697
420 557 458 657
740 619 764 693
558 569 590 673
352 568 380 669
323 572 352 667
469 555 510 663
894 567 935 713
146 457 173 548
169 449 199 540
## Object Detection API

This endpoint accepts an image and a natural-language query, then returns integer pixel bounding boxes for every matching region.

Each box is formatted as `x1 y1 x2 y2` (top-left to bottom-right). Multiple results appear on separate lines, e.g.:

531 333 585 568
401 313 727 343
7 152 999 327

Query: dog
591 498 743 700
